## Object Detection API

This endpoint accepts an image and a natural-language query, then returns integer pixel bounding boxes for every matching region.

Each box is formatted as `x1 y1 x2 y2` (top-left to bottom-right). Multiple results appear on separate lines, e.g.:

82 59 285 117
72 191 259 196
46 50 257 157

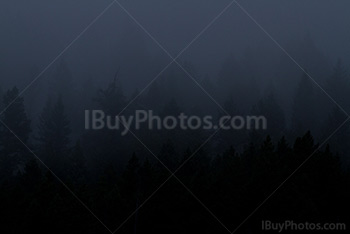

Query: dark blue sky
1 0 350 92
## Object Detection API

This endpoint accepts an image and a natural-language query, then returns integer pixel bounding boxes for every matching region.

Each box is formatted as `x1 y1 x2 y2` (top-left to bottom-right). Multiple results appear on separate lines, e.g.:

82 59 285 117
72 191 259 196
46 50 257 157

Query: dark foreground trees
0 132 348 234
0 57 349 233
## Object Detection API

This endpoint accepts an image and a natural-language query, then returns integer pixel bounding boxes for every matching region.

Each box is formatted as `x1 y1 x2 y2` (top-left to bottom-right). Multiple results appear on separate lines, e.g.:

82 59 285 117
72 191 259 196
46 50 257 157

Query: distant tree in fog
291 73 318 137
0 87 31 176
37 97 71 171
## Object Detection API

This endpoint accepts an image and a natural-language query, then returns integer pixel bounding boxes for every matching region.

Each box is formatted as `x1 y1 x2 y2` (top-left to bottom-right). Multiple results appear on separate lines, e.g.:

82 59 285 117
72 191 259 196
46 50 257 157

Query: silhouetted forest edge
0 57 350 233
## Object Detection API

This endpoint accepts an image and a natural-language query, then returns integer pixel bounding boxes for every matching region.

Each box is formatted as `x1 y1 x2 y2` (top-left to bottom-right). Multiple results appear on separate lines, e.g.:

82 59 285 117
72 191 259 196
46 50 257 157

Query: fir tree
37 97 71 170
0 87 31 176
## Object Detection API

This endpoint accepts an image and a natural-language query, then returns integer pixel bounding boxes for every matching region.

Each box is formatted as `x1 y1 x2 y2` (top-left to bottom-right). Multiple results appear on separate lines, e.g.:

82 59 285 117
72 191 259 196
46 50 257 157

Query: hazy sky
1 0 350 92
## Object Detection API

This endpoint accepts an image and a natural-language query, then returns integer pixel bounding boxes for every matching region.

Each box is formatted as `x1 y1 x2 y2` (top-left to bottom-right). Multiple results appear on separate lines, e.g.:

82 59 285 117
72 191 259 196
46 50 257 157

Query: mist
0 0 349 233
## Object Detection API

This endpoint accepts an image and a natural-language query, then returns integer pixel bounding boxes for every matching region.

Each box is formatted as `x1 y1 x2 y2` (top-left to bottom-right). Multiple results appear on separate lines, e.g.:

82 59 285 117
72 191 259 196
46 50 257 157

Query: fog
2 0 350 89
1 1 350 233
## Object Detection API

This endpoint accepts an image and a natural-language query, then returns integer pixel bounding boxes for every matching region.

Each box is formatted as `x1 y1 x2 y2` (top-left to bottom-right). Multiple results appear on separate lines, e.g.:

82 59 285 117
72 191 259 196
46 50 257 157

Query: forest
1 0 350 233
0 55 349 233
